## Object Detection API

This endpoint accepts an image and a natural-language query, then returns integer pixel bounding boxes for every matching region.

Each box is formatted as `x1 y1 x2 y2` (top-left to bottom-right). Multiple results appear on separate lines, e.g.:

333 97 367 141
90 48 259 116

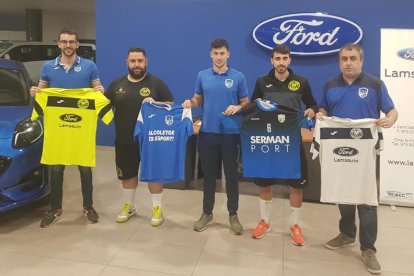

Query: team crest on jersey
288 80 300 92
358 87 368 98
139 87 151 97
116 87 126 94
277 114 286 123
350 128 363 139
165 115 173 126
77 99 90 109
225 79 233 88
74 65 81 72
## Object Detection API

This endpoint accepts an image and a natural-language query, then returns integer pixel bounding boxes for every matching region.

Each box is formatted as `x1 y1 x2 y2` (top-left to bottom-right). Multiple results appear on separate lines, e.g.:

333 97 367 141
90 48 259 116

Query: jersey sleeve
194 72 203 96
31 92 47 120
90 62 100 83
94 93 114 125
310 119 322 160
379 81 395 114
251 78 263 101
156 79 174 102
237 72 249 99
302 79 318 113
181 107 194 137
134 108 145 143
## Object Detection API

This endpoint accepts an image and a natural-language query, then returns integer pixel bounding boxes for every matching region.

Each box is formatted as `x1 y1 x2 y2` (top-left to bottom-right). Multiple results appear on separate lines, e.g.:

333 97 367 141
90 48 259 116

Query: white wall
42 11 96 42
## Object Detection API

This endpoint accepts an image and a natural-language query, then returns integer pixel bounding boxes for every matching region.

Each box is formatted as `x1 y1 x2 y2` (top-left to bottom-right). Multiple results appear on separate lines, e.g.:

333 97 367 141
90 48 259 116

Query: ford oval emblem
333 147 359 156
396 48 414 61
60 114 82 123
252 13 363 56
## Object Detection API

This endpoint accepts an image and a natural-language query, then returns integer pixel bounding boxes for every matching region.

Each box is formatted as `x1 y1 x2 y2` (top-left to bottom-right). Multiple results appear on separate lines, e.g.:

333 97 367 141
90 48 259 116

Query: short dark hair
211 38 229 51
58 30 78 41
339 43 364 59
271 44 290 58
128 47 147 57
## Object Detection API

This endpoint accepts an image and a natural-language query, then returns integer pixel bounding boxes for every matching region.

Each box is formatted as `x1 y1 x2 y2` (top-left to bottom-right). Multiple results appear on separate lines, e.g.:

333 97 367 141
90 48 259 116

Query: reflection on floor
0 147 413 276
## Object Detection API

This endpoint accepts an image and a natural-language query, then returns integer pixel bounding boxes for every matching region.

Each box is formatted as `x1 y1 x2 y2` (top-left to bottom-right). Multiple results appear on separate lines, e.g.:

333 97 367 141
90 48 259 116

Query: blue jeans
50 165 93 210
338 204 377 252
198 132 240 216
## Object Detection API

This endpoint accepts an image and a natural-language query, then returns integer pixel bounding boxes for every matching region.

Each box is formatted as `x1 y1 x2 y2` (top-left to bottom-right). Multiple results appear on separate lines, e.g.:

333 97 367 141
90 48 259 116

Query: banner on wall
380 28 414 207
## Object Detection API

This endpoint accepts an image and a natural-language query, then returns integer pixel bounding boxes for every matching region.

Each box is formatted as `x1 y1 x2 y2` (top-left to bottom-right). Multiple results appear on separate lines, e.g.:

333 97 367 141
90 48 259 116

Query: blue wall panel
96 0 414 146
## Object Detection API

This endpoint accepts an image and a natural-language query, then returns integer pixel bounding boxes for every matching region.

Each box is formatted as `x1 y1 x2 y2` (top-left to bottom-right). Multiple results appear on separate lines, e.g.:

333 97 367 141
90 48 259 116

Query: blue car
0 58 49 212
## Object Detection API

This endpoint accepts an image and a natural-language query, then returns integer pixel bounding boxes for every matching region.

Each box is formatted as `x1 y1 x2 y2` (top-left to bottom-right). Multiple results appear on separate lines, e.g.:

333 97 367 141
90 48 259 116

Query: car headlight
13 117 43 148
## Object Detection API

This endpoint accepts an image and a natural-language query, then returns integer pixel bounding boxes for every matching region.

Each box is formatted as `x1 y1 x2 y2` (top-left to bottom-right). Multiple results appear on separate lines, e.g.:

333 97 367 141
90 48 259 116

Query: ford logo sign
252 13 363 56
397 48 414 61
333 147 359 156
60 114 82 122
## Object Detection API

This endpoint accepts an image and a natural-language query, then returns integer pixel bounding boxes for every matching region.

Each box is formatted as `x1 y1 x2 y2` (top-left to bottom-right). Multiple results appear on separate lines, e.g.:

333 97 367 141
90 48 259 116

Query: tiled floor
1 147 414 276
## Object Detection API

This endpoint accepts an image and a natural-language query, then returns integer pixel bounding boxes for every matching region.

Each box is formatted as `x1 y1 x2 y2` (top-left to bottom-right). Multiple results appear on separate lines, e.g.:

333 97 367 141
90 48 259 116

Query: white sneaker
116 203 137 223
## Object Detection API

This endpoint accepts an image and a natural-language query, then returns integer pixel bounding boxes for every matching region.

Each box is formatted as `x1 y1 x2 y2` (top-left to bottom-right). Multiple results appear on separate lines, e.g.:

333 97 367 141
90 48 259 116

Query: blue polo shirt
39 55 100 89
195 67 248 133
320 72 394 119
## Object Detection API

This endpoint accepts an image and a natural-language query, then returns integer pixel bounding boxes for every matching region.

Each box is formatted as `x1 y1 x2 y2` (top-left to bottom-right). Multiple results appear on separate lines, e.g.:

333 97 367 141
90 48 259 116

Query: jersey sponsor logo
225 79 233 88
116 167 123 177
165 115 173 126
115 87 126 94
333 146 359 157
60 113 82 123
278 114 285 123
396 48 414 61
288 80 300 91
139 87 151 97
358 87 368 98
148 114 156 118
350 128 363 139
57 100 64 104
252 13 363 56
330 131 338 135
77 99 90 109
266 84 273 88
74 65 81 72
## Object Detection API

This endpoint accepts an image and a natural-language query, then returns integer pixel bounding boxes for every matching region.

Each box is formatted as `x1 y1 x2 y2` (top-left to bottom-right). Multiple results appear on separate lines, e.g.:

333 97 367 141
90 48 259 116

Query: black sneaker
40 209 62 228
83 206 99 223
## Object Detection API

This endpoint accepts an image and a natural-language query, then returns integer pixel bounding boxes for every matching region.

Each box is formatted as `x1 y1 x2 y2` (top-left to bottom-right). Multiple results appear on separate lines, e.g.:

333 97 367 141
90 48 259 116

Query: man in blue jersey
182 38 249 235
30 30 104 228
316 43 398 274
106 47 174 227
250 45 317 246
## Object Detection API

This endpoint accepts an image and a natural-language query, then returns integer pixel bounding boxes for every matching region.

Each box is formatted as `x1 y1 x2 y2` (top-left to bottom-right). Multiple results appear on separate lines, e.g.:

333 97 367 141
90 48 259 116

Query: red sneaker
290 224 305 246
251 219 271 239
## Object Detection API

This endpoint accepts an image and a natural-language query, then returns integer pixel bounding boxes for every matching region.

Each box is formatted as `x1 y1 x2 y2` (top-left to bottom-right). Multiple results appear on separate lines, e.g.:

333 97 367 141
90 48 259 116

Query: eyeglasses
59 40 78 46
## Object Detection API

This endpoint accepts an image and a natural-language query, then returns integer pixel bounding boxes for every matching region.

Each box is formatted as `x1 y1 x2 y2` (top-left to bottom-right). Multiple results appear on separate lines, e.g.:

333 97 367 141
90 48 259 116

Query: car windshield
0 42 12 55
0 68 29 105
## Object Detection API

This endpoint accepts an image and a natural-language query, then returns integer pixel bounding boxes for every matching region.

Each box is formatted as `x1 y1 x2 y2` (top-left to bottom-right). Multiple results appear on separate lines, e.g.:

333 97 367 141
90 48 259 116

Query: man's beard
128 67 147 80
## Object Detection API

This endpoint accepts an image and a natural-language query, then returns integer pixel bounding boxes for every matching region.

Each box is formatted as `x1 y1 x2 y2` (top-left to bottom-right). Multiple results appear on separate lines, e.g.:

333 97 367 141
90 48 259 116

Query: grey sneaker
194 214 214 232
325 233 356 249
40 209 62 228
229 214 243 235
362 249 382 274
83 206 99 224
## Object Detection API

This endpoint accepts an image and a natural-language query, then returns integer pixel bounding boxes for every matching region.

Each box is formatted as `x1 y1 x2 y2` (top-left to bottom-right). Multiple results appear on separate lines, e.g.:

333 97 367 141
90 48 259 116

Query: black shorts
253 143 308 189
115 140 140 180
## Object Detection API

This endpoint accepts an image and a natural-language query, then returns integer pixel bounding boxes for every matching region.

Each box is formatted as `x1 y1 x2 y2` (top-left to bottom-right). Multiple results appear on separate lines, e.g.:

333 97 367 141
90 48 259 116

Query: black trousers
198 132 240 216
50 165 93 210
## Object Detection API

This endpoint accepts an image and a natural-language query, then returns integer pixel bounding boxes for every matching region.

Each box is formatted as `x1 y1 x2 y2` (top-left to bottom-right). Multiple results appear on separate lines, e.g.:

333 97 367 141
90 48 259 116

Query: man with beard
105 47 174 226
30 30 104 228
250 44 317 245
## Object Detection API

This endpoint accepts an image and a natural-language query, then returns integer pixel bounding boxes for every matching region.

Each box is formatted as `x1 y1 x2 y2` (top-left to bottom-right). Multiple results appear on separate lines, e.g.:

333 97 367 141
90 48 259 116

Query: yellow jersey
31 88 113 166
